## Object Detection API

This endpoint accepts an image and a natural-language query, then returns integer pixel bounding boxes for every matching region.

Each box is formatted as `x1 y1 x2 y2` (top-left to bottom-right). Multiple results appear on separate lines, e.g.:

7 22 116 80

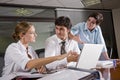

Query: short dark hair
88 12 103 25
55 16 72 29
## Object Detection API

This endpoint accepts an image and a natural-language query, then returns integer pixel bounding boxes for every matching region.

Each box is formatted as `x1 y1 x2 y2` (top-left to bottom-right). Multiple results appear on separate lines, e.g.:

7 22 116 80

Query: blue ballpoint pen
113 60 116 69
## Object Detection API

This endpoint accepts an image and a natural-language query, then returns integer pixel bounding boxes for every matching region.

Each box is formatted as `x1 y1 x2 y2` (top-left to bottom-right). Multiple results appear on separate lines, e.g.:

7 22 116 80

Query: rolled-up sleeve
7 44 30 71
71 23 82 35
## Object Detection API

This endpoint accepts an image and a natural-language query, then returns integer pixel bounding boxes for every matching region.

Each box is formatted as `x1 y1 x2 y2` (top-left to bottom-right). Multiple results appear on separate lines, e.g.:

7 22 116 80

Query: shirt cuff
21 58 30 71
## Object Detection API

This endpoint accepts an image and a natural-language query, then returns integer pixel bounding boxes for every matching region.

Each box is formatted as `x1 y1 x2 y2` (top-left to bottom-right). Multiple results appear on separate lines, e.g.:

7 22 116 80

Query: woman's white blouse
2 41 38 76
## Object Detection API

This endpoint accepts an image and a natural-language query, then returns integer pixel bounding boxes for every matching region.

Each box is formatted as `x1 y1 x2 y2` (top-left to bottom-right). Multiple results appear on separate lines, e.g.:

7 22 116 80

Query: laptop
76 44 103 69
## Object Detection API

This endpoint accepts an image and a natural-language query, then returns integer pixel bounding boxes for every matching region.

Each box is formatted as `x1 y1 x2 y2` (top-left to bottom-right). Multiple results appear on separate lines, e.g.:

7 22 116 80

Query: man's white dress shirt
45 35 80 70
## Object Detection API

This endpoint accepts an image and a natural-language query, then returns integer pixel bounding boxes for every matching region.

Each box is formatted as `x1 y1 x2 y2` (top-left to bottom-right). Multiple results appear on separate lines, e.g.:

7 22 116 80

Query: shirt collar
56 35 69 45
84 23 99 32
18 40 27 51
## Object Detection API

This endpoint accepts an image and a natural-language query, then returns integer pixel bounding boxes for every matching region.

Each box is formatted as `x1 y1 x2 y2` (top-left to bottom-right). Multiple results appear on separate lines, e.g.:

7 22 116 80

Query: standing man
45 16 80 70
70 12 109 60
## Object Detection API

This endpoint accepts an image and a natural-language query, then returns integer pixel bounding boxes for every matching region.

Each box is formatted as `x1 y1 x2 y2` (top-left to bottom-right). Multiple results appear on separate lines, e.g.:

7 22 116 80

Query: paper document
96 60 113 68
16 72 45 78
38 69 90 80
0 72 45 80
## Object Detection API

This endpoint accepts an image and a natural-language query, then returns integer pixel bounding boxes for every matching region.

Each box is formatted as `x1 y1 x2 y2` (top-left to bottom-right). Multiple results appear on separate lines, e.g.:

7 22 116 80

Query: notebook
76 44 103 69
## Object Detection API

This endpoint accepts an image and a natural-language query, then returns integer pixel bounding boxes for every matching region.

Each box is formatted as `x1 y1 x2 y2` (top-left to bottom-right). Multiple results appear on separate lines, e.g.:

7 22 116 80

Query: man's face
86 17 97 31
55 25 70 40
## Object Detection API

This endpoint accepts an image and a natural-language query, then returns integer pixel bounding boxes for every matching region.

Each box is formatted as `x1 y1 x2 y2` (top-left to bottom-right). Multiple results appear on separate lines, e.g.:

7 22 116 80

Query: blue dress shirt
71 22 107 53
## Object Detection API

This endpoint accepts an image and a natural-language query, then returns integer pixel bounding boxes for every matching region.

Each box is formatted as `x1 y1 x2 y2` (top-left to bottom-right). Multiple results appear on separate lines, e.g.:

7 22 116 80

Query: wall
30 22 54 50
0 57 4 76
112 8 120 58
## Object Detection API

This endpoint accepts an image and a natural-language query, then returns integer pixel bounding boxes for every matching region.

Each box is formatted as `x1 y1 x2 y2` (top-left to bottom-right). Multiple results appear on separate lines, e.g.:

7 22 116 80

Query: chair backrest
0 56 4 77
35 48 45 58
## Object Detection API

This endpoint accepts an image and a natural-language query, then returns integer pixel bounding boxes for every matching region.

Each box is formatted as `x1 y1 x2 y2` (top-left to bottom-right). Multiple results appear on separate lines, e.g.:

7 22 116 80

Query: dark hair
88 12 103 25
12 21 33 41
55 16 72 29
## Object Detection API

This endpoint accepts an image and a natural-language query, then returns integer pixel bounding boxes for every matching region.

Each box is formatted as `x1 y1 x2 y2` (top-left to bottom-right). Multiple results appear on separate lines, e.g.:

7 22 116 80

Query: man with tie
45 16 80 71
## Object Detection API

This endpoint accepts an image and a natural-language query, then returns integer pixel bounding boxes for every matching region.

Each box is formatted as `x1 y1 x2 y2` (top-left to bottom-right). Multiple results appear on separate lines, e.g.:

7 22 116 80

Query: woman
2 21 68 79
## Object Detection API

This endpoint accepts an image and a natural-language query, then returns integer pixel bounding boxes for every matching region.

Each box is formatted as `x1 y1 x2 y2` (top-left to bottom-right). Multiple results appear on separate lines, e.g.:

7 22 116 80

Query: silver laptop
76 44 103 69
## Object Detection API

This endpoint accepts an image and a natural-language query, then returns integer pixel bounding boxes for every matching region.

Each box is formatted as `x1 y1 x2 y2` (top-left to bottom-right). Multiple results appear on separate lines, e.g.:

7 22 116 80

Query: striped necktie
61 41 66 54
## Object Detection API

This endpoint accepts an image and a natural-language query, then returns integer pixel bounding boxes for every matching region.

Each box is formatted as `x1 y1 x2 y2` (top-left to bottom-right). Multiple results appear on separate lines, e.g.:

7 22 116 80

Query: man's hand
69 32 84 44
73 35 84 44
116 59 120 65
67 51 79 62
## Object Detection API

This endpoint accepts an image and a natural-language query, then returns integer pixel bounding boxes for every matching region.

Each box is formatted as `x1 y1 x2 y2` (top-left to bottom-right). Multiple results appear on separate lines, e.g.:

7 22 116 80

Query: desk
111 66 120 80
13 60 120 80
98 61 120 80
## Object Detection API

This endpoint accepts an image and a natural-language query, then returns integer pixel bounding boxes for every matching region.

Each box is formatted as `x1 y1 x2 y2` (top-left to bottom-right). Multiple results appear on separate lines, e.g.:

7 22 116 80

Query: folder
0 72 45 80
38 67 100 80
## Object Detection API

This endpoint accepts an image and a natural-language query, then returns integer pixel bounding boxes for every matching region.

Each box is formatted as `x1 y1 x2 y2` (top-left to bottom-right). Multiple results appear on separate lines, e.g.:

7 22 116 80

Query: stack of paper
39 69 90 80
0 72 45 80
96 60 113 68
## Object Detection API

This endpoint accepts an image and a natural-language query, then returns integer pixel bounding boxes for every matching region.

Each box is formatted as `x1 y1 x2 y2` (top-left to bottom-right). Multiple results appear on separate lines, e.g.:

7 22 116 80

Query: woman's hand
56 51 79 63
37 66 47 74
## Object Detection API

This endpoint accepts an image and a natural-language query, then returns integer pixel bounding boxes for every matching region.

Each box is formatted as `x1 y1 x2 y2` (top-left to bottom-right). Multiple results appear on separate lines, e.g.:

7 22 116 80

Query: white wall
112 8 120 58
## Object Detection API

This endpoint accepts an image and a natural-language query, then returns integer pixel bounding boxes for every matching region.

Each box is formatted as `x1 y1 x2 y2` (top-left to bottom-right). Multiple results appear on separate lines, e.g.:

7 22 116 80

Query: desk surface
99 61 120 80
111 66 120 80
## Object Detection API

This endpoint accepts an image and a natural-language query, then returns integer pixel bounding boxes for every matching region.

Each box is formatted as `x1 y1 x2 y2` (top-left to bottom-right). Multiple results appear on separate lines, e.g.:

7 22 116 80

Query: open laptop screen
76 44 103 69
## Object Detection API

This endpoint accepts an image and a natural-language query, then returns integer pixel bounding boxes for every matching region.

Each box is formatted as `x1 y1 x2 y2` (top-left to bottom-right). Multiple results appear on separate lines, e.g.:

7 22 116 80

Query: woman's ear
19 33 25 39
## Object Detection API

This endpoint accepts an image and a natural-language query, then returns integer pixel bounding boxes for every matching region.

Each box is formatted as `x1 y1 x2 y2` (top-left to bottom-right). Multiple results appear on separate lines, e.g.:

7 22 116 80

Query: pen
113 60 116 70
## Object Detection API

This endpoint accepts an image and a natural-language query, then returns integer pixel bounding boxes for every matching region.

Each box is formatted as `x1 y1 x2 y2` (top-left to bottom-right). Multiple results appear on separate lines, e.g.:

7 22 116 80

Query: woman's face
55 25 70 40
86 17 97 31
22 26 37 43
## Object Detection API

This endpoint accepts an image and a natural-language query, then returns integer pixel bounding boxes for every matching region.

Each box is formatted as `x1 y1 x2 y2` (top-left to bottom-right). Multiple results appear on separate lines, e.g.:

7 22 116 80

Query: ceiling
0 0 120 9
87 0 120 9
